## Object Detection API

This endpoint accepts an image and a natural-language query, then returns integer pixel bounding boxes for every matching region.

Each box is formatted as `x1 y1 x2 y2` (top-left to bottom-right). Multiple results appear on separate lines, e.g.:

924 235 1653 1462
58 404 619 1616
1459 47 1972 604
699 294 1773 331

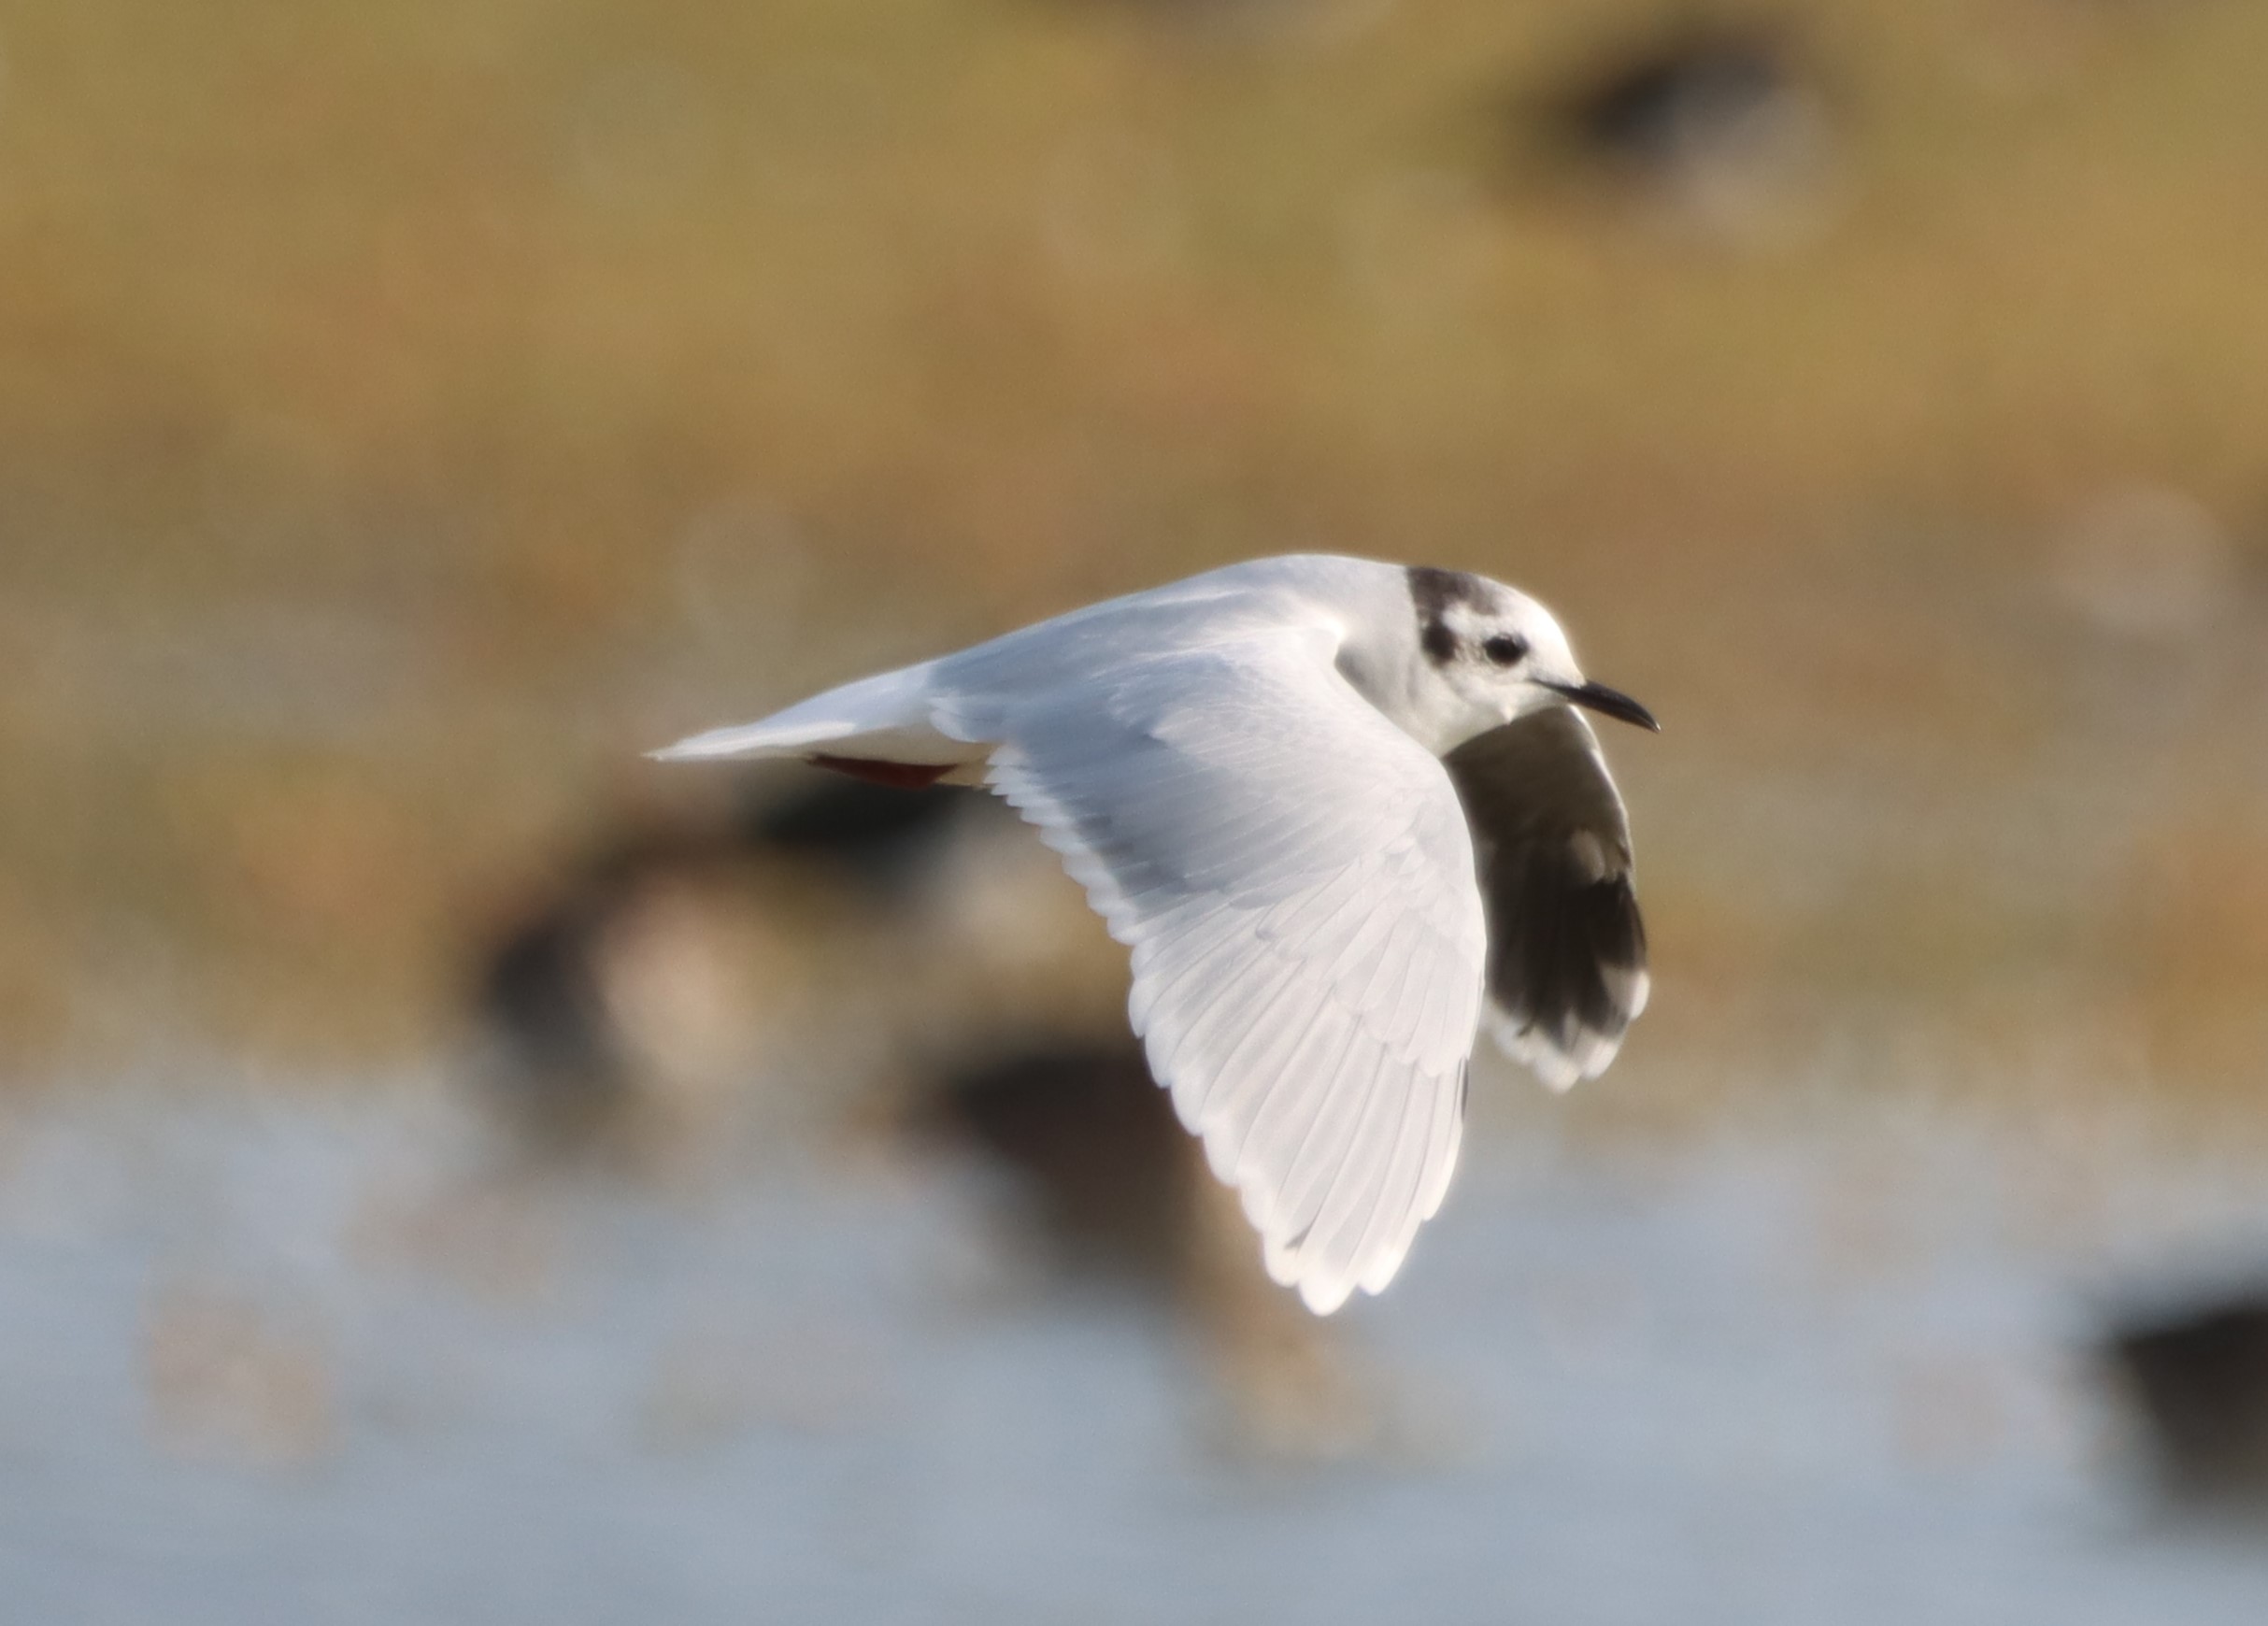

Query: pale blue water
3 1075 2266 1625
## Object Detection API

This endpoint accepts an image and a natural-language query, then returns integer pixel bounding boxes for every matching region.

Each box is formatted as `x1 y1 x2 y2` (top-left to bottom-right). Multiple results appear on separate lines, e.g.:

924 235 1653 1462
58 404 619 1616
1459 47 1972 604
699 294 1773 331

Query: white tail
649 660 972 768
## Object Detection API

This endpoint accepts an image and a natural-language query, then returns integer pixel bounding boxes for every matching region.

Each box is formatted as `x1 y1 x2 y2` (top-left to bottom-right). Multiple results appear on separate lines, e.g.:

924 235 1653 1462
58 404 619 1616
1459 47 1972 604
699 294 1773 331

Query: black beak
1543 679 1660 733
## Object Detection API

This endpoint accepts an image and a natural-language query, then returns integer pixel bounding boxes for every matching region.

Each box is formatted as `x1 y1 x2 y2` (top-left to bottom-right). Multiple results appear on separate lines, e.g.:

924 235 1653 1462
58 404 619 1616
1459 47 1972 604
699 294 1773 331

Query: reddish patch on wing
808 755 955 790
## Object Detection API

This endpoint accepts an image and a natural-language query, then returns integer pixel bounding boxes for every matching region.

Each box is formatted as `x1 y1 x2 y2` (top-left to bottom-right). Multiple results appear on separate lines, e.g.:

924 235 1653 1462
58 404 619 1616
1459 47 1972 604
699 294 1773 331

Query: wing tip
1486 958 1648 1093
1276 1246 1412 1316
1262 1217 1420 1316
1489 1014 1621 1091
1261 1220 1373 1317
1296 1270 1356 1317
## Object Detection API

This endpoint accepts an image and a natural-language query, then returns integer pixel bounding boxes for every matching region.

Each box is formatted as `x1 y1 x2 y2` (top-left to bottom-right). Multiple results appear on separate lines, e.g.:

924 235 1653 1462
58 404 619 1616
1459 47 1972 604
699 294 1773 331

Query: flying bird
655 554 1656 1311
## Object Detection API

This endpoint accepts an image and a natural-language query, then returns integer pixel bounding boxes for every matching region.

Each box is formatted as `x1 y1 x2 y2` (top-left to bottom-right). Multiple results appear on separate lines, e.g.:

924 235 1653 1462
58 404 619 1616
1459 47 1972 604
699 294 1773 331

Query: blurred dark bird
918 1039 1197 1281
916 1037 1379 1457
742 770 977 889
1533 22 1838 239
475 817 751 1150
469 772 985 1159
2104 1280 2268 1504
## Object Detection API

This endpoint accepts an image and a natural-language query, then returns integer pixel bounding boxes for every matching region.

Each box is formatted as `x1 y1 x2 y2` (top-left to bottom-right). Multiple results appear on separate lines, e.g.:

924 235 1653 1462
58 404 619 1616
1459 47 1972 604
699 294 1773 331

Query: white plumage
656 554 1655 1312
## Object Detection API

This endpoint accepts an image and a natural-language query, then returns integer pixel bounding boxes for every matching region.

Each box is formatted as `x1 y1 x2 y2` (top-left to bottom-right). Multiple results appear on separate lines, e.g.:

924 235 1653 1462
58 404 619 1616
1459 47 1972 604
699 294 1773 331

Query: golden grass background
4 0 2265 1107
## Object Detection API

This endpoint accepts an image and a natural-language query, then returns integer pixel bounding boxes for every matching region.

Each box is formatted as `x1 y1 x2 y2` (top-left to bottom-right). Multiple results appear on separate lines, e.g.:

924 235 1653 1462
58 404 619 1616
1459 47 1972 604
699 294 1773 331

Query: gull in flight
655 555 1656 1312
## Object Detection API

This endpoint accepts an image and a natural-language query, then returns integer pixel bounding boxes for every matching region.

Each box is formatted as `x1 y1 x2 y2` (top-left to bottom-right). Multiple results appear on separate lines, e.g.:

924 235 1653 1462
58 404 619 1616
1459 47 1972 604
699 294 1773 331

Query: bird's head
1406 565 1659 744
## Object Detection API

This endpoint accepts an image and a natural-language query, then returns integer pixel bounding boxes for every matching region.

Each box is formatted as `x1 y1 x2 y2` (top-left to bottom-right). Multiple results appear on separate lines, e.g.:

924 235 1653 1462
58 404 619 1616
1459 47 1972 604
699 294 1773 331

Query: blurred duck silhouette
471 775 985 1161
908 1039 1380 1456
2104 1276 2268 1508
1529 21 1840 243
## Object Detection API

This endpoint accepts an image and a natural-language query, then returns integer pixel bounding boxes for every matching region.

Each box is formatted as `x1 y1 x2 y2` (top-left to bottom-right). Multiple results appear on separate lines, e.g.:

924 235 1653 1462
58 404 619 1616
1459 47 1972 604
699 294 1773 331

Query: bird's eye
1481 634 1528 666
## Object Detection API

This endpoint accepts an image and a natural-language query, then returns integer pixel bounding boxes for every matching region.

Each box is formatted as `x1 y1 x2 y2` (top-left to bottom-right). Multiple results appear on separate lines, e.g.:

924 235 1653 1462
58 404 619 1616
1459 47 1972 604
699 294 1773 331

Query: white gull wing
1444 707 1648 1092
649 557 1407 772
938 625 1489 1314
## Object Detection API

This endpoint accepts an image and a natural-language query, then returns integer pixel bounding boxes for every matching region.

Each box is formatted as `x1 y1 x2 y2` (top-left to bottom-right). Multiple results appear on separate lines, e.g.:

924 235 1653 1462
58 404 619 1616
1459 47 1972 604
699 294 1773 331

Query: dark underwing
1443 707 1648 1063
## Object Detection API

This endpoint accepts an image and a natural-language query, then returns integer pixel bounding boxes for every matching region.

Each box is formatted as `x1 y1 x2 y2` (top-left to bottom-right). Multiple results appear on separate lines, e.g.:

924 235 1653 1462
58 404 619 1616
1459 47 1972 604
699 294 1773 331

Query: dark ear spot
1408 564 1484 667
1406 565 1486 617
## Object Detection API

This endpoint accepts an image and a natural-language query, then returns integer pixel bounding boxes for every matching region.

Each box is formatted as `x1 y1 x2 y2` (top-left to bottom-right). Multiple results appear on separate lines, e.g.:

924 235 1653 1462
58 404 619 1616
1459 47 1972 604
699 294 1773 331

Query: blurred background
6 0 2268 1619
